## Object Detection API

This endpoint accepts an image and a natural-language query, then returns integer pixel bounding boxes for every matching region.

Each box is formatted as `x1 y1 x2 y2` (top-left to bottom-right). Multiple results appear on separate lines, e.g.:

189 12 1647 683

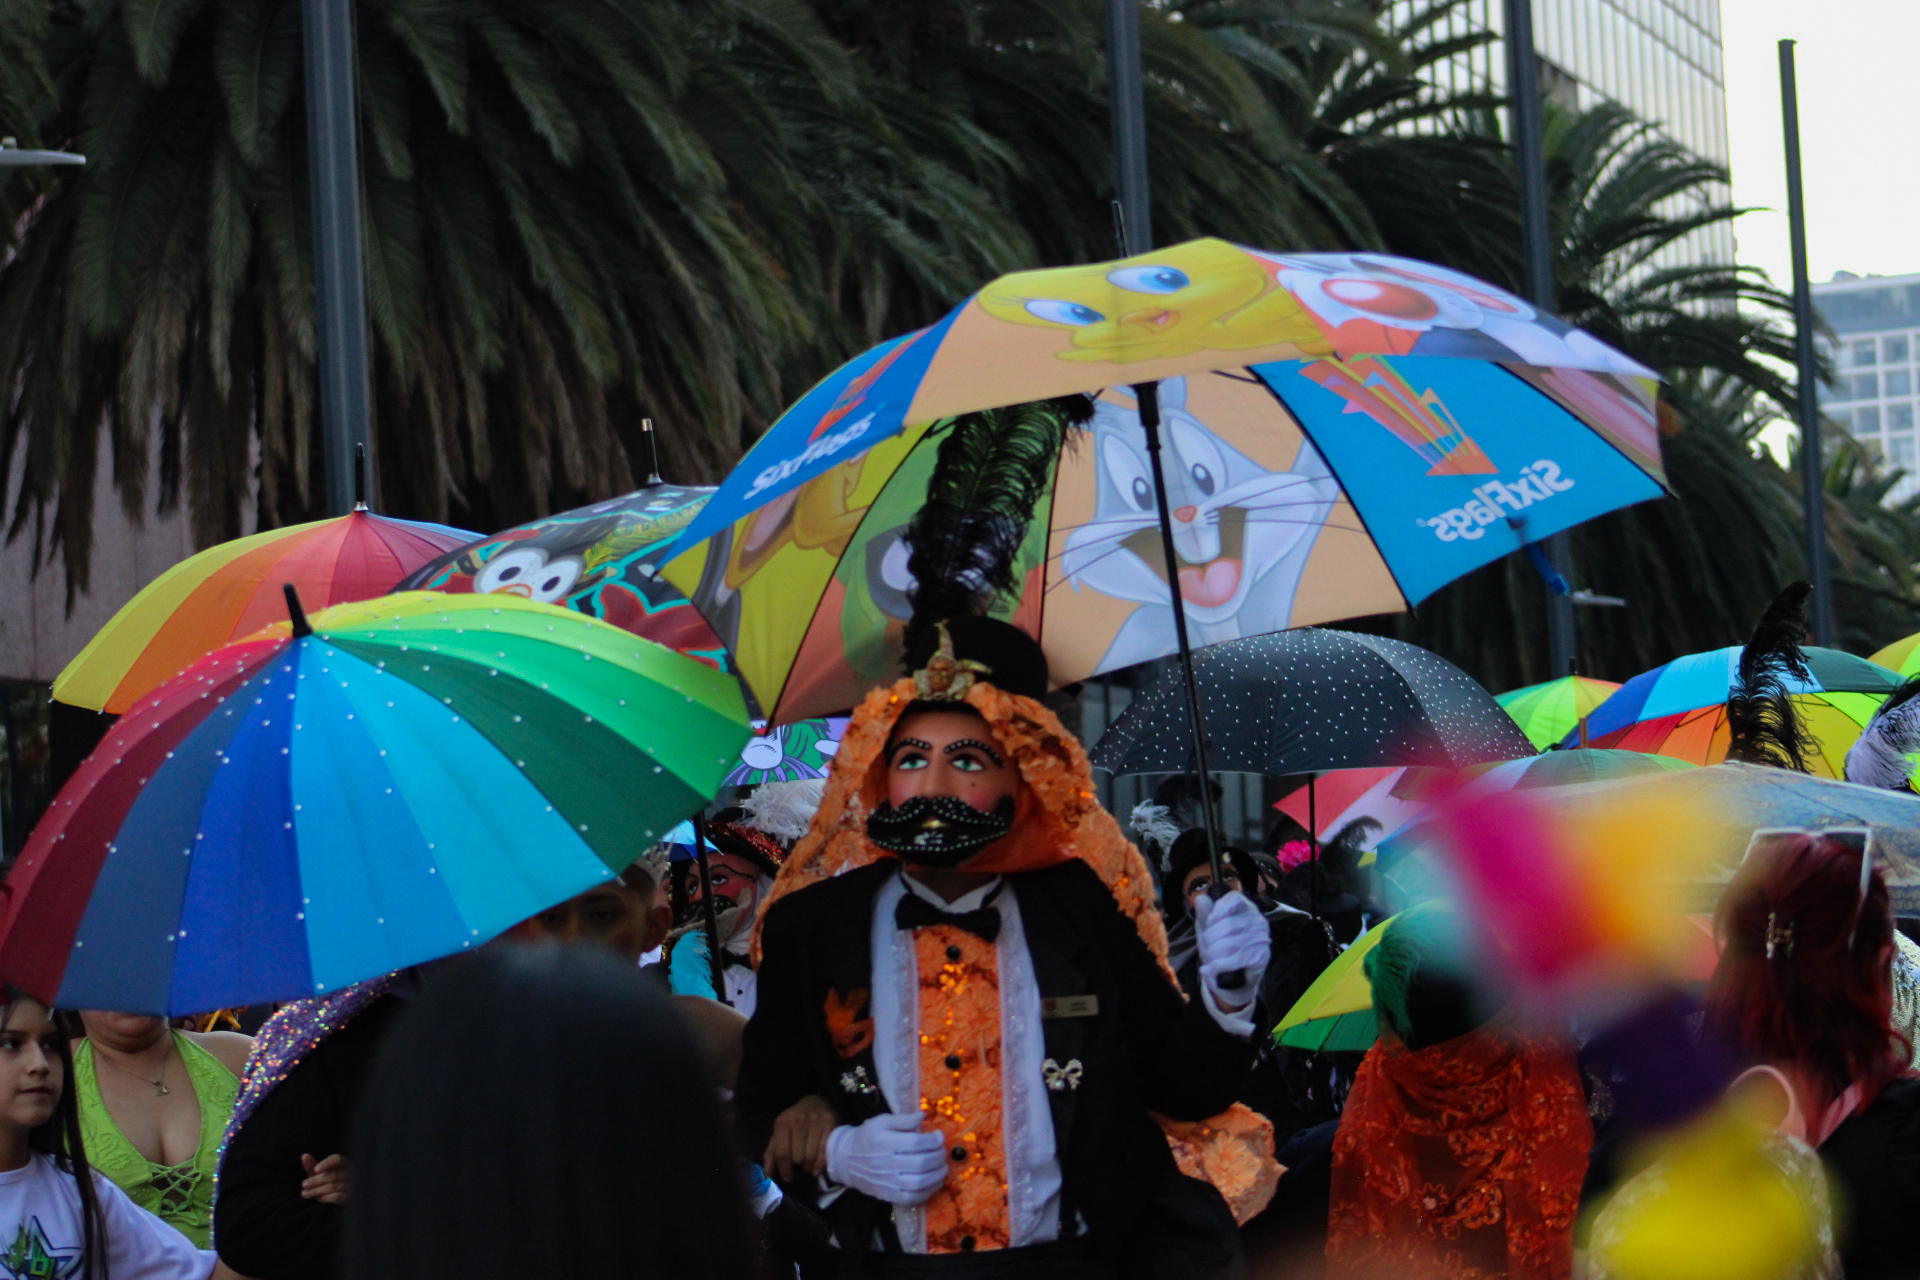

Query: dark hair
1704 835 1908 1117
341 947 760 1280
2 991 103 1280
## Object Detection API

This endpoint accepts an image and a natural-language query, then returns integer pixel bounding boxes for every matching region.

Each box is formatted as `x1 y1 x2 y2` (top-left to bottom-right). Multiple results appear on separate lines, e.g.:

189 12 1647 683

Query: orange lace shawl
753 676 1279 1223
1327 1025 1592 1280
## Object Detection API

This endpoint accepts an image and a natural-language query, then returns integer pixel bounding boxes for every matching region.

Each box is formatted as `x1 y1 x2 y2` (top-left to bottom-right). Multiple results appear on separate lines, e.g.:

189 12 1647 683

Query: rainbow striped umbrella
0 593 749 1014
55 511 478 715
1871 633 1920 678
1496 675 1622 749
1564 646 1901 778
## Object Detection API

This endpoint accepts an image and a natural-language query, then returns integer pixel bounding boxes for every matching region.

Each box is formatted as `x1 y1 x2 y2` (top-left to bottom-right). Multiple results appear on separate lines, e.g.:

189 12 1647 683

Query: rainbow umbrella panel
1497 675 1623 750
662 240 1668 723
1565 646 1902 778
55 510 478 715
0 593 750 1014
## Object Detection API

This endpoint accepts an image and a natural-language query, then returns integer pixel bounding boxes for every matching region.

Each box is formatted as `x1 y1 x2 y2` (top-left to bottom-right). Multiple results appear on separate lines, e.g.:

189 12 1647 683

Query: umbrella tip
284 583 313 638
353 443 369 511
640 418 662 486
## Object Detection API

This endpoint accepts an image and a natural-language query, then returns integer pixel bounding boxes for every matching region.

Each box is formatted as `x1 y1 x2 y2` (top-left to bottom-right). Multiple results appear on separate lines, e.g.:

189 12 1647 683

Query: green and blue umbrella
0 592 751 1014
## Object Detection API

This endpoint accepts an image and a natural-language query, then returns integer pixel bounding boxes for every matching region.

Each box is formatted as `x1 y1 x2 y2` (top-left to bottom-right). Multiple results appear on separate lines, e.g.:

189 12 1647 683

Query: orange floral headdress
752 675 1169 977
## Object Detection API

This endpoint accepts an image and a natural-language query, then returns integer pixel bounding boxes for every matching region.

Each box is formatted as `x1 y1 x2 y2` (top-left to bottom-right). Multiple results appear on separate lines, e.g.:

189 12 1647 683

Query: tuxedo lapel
816 865 889 1123
1015 880 1092 1163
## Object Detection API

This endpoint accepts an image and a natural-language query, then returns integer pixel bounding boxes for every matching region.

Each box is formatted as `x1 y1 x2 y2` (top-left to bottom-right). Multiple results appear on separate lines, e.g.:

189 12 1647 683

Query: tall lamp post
1501 0 1576 677
1779 40 1836 645
303 0 374 517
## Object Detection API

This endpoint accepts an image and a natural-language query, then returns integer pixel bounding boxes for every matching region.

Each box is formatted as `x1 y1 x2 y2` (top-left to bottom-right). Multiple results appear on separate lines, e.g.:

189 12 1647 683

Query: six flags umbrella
0 593 750 1014
399 484 730 673
54 509 478 715
1565 646 1903 778
1089 630 1535 776
660 239 1668 724
1497 674 1624 750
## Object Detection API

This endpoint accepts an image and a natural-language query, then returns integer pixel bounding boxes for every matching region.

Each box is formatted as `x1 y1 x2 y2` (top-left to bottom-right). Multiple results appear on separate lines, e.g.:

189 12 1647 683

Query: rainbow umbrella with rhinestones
0 592 750 1014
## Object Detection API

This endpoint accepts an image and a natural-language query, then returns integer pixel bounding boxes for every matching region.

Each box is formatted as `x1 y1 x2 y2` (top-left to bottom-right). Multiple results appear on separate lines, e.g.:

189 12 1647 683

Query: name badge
1042 995 1099 1020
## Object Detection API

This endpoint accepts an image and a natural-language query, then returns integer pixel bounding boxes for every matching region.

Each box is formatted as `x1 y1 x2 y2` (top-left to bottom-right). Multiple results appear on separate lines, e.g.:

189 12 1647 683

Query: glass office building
1814 274 1920 502
1399 0 1733 266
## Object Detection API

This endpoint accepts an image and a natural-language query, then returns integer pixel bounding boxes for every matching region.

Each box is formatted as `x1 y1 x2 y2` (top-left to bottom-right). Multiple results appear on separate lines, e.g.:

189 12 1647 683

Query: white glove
825 1113 950 1206
1194 890 1270 1034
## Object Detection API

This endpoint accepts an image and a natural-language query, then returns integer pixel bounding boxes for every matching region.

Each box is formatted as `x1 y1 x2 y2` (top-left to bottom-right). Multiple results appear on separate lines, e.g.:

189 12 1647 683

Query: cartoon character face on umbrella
977 240 1329 362
1060 377 1341 671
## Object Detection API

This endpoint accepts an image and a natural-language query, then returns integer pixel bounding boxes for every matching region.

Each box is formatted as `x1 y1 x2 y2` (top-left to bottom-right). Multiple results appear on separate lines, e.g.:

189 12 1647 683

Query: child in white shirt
0 988 219 1280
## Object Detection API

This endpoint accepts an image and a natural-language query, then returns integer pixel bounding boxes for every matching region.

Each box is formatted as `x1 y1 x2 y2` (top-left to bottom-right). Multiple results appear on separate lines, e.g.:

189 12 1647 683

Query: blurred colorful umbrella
1566 646 1901 778
1530 761 1920 914
0 593 750 1014
661 241 1667 723
55 510 478 715
1497 675 1623 749
1274 915 1395 1051
1468 748 1697 790
398 484 727 671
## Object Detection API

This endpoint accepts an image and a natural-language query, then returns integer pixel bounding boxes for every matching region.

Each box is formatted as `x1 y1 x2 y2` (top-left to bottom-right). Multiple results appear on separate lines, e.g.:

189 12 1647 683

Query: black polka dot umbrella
1090 628 1536 776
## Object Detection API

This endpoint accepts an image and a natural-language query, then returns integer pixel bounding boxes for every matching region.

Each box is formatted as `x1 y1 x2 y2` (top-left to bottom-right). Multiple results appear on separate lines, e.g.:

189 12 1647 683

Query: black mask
866 794 1016 868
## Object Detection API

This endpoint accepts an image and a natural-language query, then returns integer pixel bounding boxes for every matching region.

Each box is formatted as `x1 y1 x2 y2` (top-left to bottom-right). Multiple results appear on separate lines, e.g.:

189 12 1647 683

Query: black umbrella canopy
1091 630 1536 776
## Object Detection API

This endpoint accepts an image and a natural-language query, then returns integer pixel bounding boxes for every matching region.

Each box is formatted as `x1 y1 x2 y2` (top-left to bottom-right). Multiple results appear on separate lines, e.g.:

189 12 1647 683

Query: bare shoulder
184 1029 254 1078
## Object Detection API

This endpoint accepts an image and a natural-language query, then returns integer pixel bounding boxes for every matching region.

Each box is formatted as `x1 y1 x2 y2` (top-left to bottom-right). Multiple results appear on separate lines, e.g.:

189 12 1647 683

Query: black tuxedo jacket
738 858 1253 1268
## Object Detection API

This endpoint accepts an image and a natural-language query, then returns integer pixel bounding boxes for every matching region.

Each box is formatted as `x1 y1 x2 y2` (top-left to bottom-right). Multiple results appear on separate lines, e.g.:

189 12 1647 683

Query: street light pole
1106 0 1151 255
1502 0 1576 678
303 0 374 517
1779 39 1836 646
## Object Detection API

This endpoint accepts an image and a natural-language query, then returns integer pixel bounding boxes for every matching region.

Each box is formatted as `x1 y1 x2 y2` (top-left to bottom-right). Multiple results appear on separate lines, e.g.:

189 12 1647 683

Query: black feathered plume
901 396 1091 657
1725 581 1817 772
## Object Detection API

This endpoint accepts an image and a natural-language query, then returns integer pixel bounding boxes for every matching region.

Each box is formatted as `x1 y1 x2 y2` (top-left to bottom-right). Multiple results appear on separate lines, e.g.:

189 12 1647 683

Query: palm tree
1319 95 1909 686
0 0 1021 594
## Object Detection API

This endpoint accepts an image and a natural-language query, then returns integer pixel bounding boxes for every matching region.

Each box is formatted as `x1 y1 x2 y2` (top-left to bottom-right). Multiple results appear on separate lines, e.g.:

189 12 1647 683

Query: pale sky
1723 1 1920 288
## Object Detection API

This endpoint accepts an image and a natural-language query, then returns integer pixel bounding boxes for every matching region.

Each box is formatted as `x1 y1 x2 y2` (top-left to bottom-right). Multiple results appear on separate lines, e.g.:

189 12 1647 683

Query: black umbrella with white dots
1091 629 1536 778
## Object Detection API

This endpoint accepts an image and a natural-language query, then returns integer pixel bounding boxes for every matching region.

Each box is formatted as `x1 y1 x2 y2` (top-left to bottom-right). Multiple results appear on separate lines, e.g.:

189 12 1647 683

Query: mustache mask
866 794 1016 868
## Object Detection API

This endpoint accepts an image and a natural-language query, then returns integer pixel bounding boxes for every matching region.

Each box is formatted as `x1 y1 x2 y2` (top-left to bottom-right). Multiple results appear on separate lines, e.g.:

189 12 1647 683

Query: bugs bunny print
1062 377 1341 673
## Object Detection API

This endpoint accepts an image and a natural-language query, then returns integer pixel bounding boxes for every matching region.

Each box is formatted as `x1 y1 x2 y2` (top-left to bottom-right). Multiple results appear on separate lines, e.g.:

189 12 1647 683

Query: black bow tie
895 891 1002 944
719 949 754 971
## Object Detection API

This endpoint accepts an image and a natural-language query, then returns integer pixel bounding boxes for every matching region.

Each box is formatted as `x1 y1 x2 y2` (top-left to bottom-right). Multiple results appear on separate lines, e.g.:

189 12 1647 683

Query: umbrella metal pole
1135 382 1241 980
1308 775 1318 920
692 814 731 1007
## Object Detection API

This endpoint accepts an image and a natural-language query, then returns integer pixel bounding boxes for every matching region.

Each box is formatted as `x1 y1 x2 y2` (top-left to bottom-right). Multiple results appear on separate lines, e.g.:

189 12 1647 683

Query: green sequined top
74 1032 239 1248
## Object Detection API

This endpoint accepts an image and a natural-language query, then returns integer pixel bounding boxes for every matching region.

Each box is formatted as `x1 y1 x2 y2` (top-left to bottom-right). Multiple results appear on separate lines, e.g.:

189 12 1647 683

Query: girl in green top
73 1012 251 1249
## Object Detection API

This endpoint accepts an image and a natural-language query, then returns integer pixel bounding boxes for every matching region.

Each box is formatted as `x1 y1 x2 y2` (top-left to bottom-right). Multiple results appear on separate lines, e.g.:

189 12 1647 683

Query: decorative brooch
1765 911 1796 960
1042 1058 1083 1093
912 622 992 702
839 1065 879 1097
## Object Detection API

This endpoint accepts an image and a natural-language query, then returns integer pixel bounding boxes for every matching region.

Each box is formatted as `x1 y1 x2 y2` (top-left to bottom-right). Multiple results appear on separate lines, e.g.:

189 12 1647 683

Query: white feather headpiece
740 778 828 843
1129 801 1183 870
1846 681 1920 792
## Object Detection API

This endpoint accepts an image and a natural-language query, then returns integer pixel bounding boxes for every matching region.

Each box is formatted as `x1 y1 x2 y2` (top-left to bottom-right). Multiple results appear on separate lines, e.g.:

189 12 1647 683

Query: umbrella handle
692 814 731 1007
1136 381 1243 991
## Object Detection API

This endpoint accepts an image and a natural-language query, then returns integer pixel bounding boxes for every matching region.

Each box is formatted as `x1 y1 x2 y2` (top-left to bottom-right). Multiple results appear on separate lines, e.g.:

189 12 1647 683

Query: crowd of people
0 613 1916 1280
8 604 1920 1278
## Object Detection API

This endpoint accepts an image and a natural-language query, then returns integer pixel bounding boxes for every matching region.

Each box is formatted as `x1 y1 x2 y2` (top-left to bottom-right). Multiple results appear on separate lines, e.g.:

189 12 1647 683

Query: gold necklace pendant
153 1080 170 1097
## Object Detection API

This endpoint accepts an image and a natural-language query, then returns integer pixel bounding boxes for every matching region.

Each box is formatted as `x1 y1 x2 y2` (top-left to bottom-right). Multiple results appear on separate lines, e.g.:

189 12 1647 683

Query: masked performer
737 400 1277 1280
668 822 786 1015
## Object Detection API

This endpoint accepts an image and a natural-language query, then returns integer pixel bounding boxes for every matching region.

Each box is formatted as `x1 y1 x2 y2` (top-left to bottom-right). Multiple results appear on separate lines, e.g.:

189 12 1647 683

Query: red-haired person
1704 833 1920 1280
